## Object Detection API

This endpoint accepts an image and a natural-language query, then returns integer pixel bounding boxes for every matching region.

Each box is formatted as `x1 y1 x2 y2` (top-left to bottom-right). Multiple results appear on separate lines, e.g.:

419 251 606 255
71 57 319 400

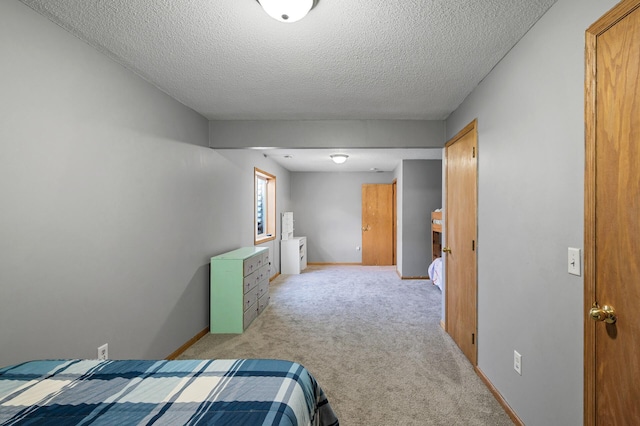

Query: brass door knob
589 303 616 324
362 225 370 232
442 247 452 253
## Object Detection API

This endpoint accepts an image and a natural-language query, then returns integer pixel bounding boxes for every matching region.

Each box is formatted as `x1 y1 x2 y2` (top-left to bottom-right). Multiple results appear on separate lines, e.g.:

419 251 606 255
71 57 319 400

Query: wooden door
585 1 640 424
444 120 478 366
362 184 393 266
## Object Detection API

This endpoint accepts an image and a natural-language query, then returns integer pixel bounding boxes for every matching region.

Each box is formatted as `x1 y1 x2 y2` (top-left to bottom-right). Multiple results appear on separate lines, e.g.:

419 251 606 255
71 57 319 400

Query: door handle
442 247 452 254
589 303 616 324
362 225 371 232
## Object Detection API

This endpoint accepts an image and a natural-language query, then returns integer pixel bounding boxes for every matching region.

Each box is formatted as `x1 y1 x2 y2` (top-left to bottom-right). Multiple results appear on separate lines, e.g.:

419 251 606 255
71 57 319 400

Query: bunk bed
428 210 443 290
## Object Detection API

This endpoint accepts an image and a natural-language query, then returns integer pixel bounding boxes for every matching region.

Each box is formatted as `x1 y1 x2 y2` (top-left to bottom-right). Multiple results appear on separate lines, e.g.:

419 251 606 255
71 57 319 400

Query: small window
254 168 276 244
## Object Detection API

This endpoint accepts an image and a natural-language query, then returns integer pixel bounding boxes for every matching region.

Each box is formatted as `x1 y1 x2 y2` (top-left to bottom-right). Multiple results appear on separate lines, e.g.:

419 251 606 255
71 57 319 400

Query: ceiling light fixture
256 0 319 23
330 154 349 164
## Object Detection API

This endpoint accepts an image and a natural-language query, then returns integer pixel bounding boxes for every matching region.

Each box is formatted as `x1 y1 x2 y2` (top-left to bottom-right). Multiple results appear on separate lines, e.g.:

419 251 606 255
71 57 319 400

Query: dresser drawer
244 286 259 312
244 264 269 293
255 251 267 270
258 291 270 315
243 269 261 293
243 302 258 329
257 263 269 283
243 255 261 276
257 277 269 299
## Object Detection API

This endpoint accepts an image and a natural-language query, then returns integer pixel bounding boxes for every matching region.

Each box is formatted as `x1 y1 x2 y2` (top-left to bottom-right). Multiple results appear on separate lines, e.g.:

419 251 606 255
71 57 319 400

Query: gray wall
3 0 610 421
445 0 617 423
0 1 290 367
213 149 293 273
210 120 445 148
394 163 404 274
290 172 394 263
400 160 442 278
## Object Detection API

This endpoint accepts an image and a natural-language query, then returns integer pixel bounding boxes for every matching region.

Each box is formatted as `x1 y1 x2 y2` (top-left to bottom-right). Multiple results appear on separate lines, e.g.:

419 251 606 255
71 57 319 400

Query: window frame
254 167 276 245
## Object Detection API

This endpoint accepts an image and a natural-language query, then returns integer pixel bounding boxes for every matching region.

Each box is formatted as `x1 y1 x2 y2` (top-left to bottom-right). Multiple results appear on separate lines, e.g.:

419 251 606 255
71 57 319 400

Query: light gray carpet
180 265 513 425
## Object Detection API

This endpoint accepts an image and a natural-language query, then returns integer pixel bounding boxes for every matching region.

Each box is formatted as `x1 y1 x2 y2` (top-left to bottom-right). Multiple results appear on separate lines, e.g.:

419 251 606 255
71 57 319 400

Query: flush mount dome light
330 154 349 164
256 0 319 23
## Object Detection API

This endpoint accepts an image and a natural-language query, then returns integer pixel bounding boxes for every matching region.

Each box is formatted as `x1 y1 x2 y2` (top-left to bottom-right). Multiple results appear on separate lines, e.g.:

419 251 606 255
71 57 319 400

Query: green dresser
210 247 270 333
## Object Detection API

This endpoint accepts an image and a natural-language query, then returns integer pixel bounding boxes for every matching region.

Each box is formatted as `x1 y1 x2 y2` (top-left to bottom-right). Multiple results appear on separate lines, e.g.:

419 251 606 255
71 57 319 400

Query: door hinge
472 240 475 251
472 147 476 158
472 333 475 345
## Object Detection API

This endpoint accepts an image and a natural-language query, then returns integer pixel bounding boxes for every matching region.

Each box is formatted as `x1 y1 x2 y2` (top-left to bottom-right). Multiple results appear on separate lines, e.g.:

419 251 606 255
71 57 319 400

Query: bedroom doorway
444 119 478 366
584 1 640 424
362 183 394 266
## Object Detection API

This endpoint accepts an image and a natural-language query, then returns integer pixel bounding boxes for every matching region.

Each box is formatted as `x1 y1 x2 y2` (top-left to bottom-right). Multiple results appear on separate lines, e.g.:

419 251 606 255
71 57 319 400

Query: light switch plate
568 248 581 276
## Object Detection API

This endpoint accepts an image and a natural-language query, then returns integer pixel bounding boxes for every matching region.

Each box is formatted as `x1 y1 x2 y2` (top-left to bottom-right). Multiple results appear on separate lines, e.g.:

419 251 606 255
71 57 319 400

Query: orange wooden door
444 120 478 366
362 184 393 266
585 2 640 424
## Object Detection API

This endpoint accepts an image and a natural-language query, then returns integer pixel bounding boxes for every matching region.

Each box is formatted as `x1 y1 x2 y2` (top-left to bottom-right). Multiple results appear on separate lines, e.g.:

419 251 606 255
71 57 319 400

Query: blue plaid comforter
0 359 339 426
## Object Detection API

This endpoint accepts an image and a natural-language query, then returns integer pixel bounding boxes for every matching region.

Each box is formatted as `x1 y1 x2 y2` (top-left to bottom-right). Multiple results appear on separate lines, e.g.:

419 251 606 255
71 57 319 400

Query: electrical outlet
98 344 108 360
514 350 522 375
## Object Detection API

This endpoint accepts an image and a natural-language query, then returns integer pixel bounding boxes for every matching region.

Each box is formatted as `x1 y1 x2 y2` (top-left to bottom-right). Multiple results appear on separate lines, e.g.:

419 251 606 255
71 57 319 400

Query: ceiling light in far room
330 154 349 164
256 0 319 23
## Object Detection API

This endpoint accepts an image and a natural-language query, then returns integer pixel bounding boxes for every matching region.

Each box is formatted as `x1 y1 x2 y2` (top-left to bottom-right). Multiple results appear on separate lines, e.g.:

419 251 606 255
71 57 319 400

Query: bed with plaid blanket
0 359 339 425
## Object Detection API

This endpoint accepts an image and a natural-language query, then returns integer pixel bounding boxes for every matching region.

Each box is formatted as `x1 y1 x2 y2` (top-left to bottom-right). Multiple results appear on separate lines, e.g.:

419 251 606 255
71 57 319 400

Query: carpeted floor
179 265 513 425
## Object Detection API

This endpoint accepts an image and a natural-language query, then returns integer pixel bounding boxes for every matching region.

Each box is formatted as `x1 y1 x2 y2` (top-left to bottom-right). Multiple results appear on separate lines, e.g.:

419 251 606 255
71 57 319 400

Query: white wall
445 0 618 424
0 1 289 367
290 172 393 263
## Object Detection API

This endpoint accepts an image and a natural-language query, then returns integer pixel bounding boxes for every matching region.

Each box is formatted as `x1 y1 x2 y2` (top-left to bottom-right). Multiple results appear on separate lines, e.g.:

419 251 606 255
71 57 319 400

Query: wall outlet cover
98 343 108 360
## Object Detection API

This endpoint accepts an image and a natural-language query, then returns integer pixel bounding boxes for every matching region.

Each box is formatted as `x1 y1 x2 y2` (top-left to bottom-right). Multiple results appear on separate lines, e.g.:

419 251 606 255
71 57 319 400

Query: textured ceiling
20 0 556 121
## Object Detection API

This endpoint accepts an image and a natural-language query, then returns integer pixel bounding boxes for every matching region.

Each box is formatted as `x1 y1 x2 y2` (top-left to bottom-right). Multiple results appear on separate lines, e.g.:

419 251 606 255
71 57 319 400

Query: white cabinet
280 212 307 274
282 211 294 240
281 237 307 274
